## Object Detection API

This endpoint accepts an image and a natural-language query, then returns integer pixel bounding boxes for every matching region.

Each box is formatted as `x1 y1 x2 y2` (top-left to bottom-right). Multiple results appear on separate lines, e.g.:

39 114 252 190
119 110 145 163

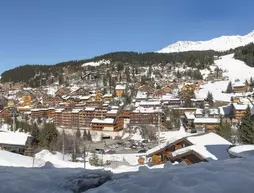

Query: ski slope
216 54 254 81
196 54 254 102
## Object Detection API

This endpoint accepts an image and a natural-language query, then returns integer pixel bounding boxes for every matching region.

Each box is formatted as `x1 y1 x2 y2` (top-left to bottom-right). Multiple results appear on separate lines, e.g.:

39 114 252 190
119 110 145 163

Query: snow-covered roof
184 112 195 120
103 93 113 98
194 118 220 124
233 81 245 87
195 108 203 115
146 123 189 156
31 109 40 112
0 131 30 146
55 108 65 113
187 133 231 146
85 107 96 111
209 108 220 115
191 98 204 102
72 109 83 113
229 145 254 159
111 106 119 110
107 110 118 114
115 84 126 90
80 96 91 100
172 145 218 160
136 91 148 99
139 100 161 106
91 118 115 124
172 133 232 160
133 106 162 113
232 103 248 110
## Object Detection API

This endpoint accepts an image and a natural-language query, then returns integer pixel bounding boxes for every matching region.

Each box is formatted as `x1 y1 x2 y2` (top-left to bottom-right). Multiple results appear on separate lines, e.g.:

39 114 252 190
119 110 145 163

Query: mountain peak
158 30 254 53
246 30 254 37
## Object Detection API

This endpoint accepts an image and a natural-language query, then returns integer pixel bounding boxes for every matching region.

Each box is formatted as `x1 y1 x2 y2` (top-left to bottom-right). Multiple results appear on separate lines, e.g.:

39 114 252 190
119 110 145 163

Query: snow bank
229 145 254 158
0 150 44 167
91 155 254 193
0 166 113 193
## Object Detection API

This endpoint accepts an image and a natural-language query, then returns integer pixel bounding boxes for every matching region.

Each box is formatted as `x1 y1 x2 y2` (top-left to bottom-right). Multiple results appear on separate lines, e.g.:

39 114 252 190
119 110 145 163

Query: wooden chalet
70 87 89 96
152 89 165 98
130 106 164 125
146 133 231 166
193 117 220 133
138 85 154 94
232 103 248 121
102 93 113 102
91 117 122 132
0 131 32 155
190 98 204 108
162 86 172 94
232 81 248 93
0 108 13 118
55 88 71 96
115 84 126 97
231 96 240 103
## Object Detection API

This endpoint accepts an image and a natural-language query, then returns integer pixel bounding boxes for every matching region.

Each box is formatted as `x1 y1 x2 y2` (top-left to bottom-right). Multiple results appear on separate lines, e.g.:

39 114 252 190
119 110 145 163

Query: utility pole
62 129 65 160
83 145 86 169
12 112 16 131
158 112 161 146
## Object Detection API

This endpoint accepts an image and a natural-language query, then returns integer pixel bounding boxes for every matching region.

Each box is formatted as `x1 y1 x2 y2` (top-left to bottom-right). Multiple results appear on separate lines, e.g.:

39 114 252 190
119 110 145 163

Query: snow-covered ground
196 54 254 102
91 155 254 193
82 60 110 67
2 148 254 193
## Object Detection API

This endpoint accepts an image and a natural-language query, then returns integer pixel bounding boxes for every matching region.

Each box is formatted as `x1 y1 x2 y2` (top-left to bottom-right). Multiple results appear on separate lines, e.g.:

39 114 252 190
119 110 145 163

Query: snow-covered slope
158 30 254 53
196 54 254 102
82 59 110 67
216 54 254 81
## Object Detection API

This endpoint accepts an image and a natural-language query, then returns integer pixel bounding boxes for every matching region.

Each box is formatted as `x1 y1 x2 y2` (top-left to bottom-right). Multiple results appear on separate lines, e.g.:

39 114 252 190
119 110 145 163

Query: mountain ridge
158 30 254 53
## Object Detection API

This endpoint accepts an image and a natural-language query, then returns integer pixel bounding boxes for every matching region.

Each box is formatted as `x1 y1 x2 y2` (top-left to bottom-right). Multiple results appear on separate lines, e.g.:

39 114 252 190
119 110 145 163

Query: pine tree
39 122 59 150
218 121 232 142
250 77 254 87
239 107 254 144
76 128 81 139
176 70 182 79
59 75 64 85
207 92 214 107
83 130 88 140
87 130 92 141
31 123 40 147
226 81 233 93
215 66 220 79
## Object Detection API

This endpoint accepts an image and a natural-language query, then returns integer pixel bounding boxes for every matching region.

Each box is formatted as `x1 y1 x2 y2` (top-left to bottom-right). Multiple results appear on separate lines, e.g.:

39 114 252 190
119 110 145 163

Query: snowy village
1 1 254 193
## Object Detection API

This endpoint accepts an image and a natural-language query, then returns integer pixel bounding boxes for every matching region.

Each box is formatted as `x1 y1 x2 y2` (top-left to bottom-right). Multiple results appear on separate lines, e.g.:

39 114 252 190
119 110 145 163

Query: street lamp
9 107 18 131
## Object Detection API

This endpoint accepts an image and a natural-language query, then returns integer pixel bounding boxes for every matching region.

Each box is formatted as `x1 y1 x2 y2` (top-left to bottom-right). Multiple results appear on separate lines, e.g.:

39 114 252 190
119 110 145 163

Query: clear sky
1 0 254 73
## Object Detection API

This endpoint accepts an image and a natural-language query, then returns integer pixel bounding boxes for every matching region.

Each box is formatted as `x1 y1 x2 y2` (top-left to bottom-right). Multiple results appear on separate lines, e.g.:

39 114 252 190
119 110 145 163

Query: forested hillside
234 43 254 67
1 51 216 87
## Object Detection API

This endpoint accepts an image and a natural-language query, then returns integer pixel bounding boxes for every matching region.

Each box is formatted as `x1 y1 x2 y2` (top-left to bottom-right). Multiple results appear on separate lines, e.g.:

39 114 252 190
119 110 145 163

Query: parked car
138 149 147 153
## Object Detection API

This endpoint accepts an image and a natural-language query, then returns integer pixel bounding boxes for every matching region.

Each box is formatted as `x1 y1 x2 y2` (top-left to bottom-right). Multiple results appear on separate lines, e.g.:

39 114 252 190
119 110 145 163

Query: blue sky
1 0 254 73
